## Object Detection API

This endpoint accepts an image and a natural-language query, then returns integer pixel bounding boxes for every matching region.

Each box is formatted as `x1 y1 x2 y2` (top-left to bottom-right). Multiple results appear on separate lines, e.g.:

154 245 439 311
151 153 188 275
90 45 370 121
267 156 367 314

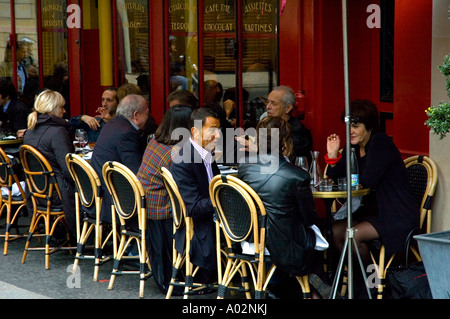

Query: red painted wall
149 0 165 123
67 0 82 117
80 29 102 116
393 0 432 157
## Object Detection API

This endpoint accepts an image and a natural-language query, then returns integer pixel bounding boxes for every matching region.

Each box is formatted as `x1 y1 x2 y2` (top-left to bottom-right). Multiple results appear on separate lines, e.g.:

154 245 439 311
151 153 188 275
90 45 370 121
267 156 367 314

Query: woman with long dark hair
136 105 192 295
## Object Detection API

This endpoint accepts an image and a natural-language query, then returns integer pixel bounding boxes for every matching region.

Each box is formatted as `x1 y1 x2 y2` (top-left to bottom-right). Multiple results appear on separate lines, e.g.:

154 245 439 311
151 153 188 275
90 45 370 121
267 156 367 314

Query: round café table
0 137 23 146
0 138 24 156
311 186 370 277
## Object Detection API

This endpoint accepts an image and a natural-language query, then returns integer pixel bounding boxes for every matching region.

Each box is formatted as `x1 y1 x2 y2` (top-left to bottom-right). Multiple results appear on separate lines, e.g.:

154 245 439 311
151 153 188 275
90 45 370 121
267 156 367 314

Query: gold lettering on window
243 23 273 32
203 23 234 32
43 20 64 27
42 4 64 12
244 2 272 13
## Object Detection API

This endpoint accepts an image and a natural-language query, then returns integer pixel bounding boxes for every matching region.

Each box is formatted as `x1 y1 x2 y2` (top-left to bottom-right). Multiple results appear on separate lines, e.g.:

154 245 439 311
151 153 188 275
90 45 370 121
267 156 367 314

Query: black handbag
385 261 432 299
384 230 432 299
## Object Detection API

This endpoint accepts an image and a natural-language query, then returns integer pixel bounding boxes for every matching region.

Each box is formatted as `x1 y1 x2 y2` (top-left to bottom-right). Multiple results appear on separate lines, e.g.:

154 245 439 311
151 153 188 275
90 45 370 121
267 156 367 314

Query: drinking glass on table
75 129 88 152
214 145 223 162
294 156 309 172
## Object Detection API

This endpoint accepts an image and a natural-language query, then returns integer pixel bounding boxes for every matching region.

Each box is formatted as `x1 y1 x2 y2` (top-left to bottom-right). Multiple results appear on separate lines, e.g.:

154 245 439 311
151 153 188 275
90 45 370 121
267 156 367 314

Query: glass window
0 0 12 83
203 0 236 106
0 0 39 100
168 0 198 94
16 1 39 100
41 0 69 116
116 0 150 92
242 0 278 125
166 0 279 127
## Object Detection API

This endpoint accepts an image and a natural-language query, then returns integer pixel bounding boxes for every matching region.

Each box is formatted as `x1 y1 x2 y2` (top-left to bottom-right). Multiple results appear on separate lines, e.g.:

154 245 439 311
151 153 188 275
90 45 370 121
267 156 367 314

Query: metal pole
342 0 354 299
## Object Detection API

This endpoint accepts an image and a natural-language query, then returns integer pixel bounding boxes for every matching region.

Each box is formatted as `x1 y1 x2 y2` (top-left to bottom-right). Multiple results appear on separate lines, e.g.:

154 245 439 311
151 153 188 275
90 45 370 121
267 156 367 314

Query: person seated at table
137 105 192 294
116 83 158 145
167 89 199 109
265 85 313 163
91 94 149 223
238 116 324 299
325 99 419 288
23 89 76 241
169 107 221 283
117 83 141 101
236 86 313 162
69 87 118 142
0 79 31 134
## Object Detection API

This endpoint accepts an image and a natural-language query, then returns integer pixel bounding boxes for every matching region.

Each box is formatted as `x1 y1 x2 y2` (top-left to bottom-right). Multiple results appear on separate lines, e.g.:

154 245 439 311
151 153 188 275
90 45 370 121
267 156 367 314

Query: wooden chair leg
93 223 102 282
2 204 11 255
44 215 51 270
166 253 184 299
376 245 385 299
240 264 252 299
108 235 127 290
340 266 348 297
22 212 40 264
296 275 311 299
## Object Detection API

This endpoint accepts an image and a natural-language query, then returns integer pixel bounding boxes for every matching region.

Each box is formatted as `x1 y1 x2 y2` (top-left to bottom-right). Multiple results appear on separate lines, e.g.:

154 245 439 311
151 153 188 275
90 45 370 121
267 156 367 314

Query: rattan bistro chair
102 161 152 298
0 147 27 255
65 153 112 281
370 155 438 299
404 156 437 236
210 174 311 299
19 145 74 269
161 167 217 299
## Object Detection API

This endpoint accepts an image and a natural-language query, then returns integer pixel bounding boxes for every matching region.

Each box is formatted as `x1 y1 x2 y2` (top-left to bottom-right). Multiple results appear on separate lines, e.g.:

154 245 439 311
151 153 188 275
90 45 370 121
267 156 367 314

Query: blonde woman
23 89 76 242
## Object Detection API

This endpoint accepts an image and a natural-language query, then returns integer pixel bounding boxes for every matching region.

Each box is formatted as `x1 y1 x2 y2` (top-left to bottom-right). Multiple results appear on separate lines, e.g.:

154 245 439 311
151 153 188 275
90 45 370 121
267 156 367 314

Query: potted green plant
425 53 450 139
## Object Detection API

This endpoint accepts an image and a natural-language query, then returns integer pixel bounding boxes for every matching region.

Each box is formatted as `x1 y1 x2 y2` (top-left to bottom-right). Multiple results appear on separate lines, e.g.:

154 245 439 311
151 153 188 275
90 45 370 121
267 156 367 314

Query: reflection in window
0 0 11 75
1 1 40 100
168 0 198 94
242 0 278 103
203 0 236 98
41 0 69 116
116 0 150 90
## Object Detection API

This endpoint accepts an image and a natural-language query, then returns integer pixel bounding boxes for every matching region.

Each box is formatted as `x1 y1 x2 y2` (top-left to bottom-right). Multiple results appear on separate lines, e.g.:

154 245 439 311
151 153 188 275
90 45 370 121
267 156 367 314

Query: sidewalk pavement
0 217 223 300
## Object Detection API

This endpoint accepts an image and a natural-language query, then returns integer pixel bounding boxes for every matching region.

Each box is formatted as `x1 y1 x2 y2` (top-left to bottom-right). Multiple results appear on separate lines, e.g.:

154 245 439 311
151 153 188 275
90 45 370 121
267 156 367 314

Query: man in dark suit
91 94 149 222
0 79 31 134
169 107 221 279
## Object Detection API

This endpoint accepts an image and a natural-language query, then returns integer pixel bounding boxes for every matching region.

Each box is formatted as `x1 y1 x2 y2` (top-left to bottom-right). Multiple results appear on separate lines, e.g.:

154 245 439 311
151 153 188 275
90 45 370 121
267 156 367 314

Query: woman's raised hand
326 134 341 158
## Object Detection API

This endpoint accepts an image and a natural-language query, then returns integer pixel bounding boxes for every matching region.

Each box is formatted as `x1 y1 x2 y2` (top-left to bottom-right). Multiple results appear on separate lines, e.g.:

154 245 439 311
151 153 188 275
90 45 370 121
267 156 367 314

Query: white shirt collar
189 137 213 163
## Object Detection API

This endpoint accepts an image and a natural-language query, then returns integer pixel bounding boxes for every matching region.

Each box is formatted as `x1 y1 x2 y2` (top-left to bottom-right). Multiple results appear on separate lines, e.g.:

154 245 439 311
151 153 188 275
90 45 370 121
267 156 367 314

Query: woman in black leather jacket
238 116 319 279
23 89 76 240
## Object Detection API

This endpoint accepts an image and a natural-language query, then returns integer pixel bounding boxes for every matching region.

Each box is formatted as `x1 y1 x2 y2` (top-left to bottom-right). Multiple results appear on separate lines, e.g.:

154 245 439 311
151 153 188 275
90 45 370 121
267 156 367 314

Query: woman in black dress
325 100 419 266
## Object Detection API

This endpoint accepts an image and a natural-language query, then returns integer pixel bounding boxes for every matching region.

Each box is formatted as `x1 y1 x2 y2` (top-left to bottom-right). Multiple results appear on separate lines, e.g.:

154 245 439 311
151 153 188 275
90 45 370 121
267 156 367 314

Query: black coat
238 154 317 276
326 131 419 256
169 141 220 271
288 116 313 163
23 114 76 236
90 115 145 223
0 99 31 133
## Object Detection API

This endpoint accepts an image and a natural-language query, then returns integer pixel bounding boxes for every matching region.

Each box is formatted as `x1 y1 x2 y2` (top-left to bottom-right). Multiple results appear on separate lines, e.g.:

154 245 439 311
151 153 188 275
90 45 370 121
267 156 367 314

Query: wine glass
75 129 88 152
294 156 309 172
214 145 223 162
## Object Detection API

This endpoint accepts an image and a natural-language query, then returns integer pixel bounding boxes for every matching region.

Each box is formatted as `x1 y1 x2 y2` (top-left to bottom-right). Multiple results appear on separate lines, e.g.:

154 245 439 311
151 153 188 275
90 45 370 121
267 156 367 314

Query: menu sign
41 0 66 29
117 0 147 28
168 0 277 34
203 0 234 33
243 0 276 33
169 1 197 32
